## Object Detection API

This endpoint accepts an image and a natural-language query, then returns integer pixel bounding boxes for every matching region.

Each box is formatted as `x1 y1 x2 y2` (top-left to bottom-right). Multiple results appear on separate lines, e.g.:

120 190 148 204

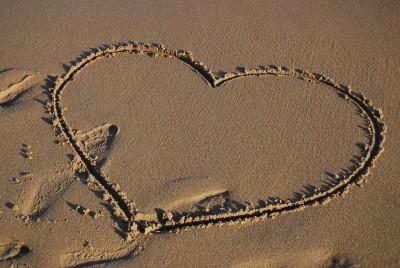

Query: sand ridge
44 41 386 239
0 69 45 105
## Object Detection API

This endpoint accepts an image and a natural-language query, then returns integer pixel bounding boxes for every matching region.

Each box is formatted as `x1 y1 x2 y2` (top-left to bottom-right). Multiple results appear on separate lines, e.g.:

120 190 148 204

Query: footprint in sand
0 240 30 261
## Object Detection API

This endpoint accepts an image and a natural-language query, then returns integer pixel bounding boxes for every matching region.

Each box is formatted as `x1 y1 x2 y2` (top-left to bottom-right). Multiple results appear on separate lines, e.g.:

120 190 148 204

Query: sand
0 1 399 267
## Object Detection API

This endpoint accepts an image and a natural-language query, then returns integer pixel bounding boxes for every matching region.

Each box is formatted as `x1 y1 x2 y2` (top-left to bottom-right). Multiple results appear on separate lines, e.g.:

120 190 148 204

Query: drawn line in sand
45 41 385 239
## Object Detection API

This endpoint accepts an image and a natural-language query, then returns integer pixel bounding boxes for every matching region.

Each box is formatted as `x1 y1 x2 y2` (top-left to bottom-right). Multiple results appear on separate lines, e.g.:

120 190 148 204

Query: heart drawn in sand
48 41 385 238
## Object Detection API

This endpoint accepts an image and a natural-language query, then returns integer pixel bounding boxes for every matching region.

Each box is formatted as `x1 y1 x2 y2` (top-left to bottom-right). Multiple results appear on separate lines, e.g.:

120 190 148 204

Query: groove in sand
46 41 385 238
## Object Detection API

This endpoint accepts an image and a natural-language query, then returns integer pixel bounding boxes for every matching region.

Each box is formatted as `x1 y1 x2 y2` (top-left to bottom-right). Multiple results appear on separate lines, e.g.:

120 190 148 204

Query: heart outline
47 41 385 238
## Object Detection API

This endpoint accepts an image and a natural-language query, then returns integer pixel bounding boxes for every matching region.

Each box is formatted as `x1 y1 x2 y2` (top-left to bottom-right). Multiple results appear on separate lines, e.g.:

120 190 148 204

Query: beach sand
0 1 399 267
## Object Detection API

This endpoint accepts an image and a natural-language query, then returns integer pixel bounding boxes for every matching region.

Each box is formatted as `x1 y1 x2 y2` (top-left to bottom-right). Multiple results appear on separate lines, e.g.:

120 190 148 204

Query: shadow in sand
327 256 352 268
0 67 14 74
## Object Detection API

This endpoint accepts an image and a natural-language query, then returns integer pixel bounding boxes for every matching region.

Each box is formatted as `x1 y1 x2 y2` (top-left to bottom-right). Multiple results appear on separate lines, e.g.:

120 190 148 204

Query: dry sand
0 1 399 267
